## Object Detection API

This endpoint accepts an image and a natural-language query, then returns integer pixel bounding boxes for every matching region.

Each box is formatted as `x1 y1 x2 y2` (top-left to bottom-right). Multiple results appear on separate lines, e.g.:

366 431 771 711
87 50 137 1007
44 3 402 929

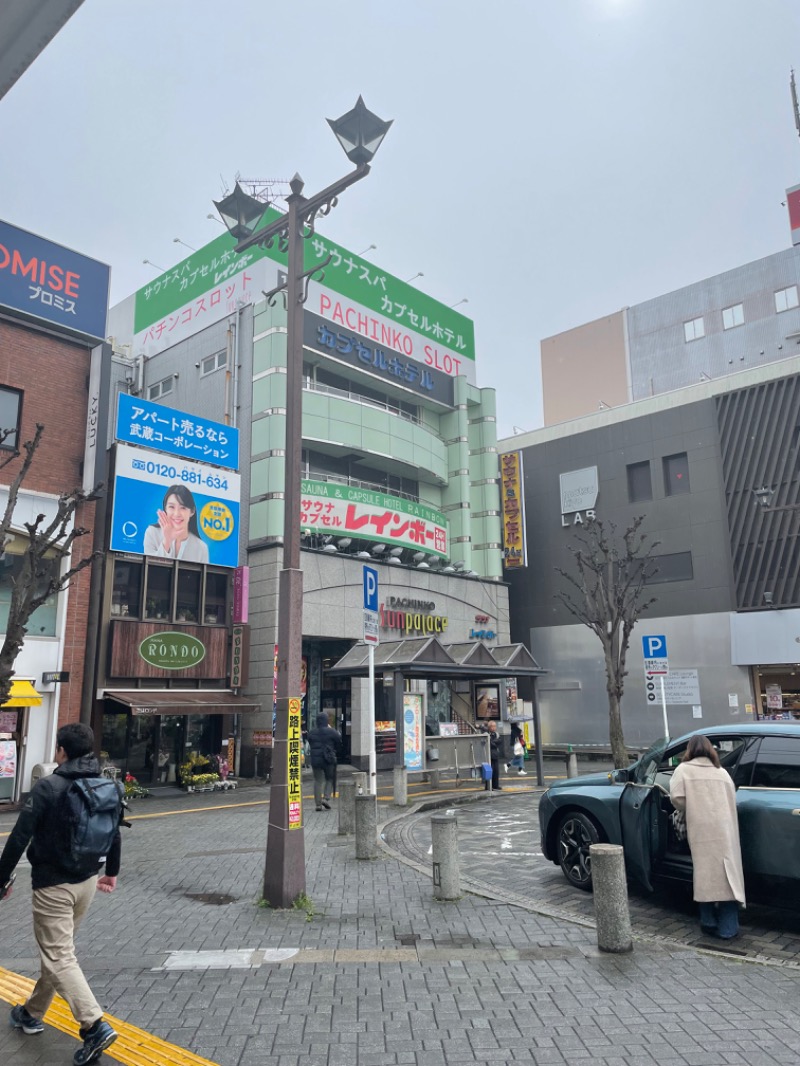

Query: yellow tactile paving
0 966 221 1066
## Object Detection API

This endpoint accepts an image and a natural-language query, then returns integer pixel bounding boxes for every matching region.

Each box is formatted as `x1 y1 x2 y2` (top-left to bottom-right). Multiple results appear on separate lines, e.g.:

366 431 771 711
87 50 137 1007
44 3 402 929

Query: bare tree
555 517 660 768
0 423 100 707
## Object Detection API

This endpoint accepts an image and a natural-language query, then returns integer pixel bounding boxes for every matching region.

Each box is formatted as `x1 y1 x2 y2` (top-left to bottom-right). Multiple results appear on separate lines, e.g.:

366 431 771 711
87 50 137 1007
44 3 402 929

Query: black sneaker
321 800 331 810
74 1019 118 1065
10 1004 44 1035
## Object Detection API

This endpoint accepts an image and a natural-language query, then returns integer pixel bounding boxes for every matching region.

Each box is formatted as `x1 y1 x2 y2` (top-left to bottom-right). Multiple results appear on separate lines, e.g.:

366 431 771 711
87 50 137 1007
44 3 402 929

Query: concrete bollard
354 794 378 860
352 771 368 795
431 814 460 900
566 746 578 778
338 778 356 836
393 765 408 806
590 843 633 953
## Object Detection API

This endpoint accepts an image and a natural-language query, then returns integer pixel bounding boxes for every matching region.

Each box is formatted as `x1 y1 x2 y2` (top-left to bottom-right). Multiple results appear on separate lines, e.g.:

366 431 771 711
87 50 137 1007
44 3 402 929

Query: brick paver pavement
0 771 799 1065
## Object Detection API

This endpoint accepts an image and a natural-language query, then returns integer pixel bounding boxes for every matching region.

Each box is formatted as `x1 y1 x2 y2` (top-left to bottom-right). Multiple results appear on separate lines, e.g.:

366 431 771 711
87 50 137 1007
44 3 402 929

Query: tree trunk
608 691 627 769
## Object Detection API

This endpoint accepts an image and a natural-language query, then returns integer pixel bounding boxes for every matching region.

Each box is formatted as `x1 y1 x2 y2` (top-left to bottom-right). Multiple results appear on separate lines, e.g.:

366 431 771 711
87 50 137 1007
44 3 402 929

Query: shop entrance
320 691 350 762
752 665 800 721
101 712 222 786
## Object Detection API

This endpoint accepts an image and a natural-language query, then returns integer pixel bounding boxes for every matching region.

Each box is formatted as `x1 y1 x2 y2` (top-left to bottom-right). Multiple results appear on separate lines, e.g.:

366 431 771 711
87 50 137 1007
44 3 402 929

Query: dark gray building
501 355 800 749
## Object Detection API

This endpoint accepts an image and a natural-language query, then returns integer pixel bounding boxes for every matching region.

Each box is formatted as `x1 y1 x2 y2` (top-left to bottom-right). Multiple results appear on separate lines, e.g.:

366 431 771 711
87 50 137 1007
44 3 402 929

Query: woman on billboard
143 485 209 563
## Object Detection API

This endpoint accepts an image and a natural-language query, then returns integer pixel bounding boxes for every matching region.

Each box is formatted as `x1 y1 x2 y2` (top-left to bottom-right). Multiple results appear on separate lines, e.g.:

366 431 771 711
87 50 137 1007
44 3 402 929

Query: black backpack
57 777 123 873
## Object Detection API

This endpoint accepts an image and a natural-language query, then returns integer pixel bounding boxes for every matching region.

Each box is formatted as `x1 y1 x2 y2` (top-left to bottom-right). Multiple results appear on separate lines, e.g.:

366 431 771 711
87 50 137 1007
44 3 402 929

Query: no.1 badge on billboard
110 443 241 568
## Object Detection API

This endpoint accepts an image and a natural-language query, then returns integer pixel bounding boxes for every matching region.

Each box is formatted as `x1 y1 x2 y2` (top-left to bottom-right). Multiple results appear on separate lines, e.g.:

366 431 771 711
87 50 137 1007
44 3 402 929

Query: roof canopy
105 690 260 717
327 637 544 680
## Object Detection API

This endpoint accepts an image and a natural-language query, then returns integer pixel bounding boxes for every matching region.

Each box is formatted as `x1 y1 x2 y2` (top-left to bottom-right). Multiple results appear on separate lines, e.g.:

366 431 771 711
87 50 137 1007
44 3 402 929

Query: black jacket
308 724 342 770
488 730 501 764
0 755 122 891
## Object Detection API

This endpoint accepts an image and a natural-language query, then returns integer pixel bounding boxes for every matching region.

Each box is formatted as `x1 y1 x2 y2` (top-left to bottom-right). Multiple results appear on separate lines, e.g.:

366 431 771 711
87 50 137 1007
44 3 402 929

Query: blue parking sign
642 635 668 659
363 565 379 612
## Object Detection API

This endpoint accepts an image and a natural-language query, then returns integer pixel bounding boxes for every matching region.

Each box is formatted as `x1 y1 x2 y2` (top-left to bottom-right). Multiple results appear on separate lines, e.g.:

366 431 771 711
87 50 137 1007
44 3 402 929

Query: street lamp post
215 97 392 908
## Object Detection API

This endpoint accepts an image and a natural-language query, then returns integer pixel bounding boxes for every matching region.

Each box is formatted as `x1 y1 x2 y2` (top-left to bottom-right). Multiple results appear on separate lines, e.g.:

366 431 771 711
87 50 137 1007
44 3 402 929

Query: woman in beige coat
670 734 745 939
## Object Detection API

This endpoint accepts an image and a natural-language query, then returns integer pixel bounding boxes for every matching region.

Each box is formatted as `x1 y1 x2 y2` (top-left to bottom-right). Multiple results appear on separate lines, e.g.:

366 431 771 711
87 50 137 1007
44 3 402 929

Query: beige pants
26 877 102 1028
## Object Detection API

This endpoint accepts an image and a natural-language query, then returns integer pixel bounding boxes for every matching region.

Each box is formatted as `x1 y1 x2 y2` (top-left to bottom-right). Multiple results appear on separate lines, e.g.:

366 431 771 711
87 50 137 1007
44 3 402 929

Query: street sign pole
363 566 380 796
642 635 670 739
368 643 376 795
660 676 668 739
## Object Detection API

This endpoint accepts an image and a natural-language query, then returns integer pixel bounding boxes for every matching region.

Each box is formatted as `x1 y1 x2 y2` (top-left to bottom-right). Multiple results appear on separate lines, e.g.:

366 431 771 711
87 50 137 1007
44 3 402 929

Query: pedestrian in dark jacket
307 712 342 811
0 723 121 1064
484 720 502 791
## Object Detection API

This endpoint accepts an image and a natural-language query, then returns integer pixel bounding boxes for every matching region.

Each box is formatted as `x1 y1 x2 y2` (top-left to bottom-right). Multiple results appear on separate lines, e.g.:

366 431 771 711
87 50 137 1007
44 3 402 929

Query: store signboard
252 730 272 748
403 693 424 772
132 214 475 381
110 443 240 568
0 219 110 339
139 632 206 670
0 740 16 779
500 451 526 569
301 480 448 558
233 566 249 624
303 310 455 407
116 393 239 470
287 697 303 829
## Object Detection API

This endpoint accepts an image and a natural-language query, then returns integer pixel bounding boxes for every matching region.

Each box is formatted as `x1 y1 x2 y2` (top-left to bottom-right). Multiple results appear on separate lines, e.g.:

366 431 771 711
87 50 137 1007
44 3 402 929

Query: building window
148 376 174 401
663 452 691 495
722 303 744 330
644 552 694 584
201 351 227 377
0 386 23 450
124 559 228 624
775 285 799 313
626 461 652 503
683 317 705 343
0 551 59 636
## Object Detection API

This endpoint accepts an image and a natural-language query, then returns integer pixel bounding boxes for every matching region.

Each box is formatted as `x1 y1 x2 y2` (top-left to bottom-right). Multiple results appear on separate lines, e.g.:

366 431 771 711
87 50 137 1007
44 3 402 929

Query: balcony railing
303 378 421 424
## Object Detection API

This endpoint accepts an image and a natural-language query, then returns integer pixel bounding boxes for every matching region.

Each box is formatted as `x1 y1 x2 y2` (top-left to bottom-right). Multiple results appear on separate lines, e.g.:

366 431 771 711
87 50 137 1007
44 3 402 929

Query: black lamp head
327 96 393 166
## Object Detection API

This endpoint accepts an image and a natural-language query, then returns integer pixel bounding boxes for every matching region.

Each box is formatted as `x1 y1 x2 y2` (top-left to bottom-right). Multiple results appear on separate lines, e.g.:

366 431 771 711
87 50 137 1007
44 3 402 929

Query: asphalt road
383 789 800 967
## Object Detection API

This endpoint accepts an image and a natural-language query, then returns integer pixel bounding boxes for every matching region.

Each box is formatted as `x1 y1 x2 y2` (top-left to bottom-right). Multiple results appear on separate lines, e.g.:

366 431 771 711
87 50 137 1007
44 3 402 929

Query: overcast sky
2 1 799 435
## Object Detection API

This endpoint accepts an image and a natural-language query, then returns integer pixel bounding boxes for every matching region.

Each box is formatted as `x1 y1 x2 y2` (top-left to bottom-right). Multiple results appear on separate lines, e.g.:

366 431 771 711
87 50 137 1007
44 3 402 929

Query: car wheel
557 811 600 891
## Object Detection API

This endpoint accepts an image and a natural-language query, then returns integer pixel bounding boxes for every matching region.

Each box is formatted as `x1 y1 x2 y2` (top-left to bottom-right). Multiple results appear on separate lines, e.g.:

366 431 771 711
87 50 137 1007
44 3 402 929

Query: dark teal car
539 723 800 906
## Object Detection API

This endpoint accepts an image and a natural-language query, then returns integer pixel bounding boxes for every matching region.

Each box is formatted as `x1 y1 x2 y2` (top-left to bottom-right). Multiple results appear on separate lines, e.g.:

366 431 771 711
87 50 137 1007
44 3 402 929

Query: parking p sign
363 565 379 646
642 634 668 675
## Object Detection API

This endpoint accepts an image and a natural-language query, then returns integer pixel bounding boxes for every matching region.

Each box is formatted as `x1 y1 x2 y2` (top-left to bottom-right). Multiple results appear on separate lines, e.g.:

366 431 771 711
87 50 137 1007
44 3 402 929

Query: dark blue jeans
699 900 739 938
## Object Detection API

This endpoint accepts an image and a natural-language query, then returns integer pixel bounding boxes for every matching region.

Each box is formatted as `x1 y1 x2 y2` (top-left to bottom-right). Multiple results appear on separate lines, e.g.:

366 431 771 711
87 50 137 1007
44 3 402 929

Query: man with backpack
0 722 122 1065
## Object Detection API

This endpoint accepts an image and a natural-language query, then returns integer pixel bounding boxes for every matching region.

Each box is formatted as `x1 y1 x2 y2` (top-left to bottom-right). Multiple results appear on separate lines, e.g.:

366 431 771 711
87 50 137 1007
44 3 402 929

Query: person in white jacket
670 734 746 940
143 484 209 563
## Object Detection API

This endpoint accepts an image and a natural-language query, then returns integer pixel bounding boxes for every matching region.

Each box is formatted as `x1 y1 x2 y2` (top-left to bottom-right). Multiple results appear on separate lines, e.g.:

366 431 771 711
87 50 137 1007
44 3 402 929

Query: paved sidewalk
2 779 799 1065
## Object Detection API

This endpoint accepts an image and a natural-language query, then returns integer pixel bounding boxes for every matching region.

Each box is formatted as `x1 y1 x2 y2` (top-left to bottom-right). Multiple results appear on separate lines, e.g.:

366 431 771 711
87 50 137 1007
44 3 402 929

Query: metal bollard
590 843 633 953
338 778 356 835
393 765 408 806
566 746 578 778
352 771 368 795
431 814 460 900
354 794 378 860
429 769 441 789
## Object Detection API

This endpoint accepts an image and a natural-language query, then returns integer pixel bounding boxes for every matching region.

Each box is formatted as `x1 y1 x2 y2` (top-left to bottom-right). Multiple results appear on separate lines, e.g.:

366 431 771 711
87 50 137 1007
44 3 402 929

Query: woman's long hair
682 734 721 767
151 483 200 537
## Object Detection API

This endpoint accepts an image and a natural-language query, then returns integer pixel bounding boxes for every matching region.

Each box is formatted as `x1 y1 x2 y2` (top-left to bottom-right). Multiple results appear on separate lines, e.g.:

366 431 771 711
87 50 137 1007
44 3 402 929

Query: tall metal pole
263 177 307 908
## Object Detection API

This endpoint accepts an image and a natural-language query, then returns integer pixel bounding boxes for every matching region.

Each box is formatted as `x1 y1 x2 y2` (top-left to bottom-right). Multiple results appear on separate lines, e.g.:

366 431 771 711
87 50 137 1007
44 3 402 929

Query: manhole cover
184 892 238 906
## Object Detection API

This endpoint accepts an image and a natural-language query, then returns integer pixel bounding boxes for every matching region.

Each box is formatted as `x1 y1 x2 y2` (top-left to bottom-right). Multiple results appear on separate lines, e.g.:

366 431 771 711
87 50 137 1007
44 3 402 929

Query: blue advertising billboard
110 443 240 568
0 219 110 339
116 393 239 470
